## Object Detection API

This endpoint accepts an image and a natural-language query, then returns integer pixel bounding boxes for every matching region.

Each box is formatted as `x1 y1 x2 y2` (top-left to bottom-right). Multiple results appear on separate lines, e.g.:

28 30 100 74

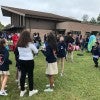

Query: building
1 6 100 38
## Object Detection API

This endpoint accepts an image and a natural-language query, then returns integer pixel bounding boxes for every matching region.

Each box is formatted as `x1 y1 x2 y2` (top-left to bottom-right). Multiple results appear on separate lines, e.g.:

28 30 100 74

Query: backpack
0 54 4 66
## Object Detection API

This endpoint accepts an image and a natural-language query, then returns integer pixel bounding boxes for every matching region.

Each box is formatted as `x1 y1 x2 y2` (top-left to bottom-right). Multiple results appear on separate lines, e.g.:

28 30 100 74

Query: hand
39 46 46 51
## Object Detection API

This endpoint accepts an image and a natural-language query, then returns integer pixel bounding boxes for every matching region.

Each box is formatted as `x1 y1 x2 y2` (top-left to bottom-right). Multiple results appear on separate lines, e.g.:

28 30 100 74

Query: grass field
0 51 100 100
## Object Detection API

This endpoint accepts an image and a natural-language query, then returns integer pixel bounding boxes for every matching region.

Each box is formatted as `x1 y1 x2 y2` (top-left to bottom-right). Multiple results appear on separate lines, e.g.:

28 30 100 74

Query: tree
97 14 100 24
0 22 4 31
82 14 89 22
90 17 96 24
4 24 11 29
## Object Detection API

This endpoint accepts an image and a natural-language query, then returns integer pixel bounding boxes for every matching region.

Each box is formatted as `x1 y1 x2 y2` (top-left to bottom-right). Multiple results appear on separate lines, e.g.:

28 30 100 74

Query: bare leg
48 75 54 89
16 68 18 81
66 53 68 61
18 71 21 86
57 58 61 74
1 75 4 85
71 52 73 62
57 58 60 66
67 52 70 61
1 75 8 91
61 57 65 74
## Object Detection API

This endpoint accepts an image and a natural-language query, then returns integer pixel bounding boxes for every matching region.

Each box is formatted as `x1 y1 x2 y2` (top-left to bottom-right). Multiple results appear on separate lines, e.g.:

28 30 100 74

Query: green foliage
4 24 11 29
0 22 4 31
1 51 100 100
97 14 100 24
82 14 89 22
90 17 97 24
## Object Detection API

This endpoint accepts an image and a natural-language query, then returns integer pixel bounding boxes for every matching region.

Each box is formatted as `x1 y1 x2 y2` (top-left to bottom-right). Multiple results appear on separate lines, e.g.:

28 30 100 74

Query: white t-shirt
18 42 38 60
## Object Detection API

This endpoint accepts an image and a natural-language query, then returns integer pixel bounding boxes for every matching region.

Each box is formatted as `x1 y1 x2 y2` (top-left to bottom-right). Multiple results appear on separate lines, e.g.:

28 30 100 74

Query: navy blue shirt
41 44 57 63
0 47 9 71
92 46 100 56
57 42 66 58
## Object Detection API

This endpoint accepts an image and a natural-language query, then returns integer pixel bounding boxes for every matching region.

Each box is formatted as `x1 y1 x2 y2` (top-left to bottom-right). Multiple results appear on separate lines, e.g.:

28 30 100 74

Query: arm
4 49 9 62
53 50 57 57
41 46 50 57
14 47 19 62
41 50 47 57
4 48 12 64
29 43 38 54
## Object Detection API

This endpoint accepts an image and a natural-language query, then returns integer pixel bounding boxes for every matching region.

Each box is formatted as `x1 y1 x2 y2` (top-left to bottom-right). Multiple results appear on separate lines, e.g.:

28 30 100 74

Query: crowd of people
0 30 100 97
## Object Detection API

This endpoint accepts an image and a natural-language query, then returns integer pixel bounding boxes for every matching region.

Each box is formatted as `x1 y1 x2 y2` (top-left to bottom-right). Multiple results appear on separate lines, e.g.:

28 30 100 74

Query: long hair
0 39 6 52
47 33 57 51
17 30 32 47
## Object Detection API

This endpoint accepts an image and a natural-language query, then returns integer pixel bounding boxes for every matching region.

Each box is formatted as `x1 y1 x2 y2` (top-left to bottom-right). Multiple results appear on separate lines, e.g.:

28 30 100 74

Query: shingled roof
1 6 81 22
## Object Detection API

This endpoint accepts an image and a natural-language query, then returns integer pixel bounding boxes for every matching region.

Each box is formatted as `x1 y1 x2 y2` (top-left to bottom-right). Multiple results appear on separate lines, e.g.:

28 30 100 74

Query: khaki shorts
0 71 10 75
46 62 58 75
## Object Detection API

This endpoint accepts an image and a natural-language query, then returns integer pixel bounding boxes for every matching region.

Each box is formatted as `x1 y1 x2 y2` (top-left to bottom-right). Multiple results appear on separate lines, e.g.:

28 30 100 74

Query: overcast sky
0 0 100 26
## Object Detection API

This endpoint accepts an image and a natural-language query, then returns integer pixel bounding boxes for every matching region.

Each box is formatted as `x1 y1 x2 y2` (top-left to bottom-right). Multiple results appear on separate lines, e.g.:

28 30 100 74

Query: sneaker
44 88 53 92
60 73 63 76
4 90 7 92
0 90 8 96
26 75 28 78
20 90 27 97
25 83 28 88
29 89 38 96
18 86 20 89
15 79 19 83
46 84 55 88
18 83 28 89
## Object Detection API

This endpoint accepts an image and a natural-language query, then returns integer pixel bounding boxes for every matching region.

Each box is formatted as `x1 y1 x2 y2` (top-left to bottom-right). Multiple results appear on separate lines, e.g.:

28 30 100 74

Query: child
14 47 21 88
67 43 74 62
14 47 27 89
0 39 11 96
92 42 100 67
12 33 19 82
57 36 66 76
17 31 38 97
41 33 58 92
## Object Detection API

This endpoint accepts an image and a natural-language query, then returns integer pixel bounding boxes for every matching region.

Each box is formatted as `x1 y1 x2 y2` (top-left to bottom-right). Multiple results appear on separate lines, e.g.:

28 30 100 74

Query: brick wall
57 22 100 34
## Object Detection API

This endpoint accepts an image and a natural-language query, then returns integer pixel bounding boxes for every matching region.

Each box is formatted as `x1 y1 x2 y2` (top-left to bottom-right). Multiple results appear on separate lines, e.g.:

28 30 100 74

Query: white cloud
0 0 100 25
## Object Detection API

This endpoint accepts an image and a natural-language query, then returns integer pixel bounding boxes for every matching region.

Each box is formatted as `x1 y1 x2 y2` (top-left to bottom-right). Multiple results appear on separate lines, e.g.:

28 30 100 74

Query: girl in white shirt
16 30 38 97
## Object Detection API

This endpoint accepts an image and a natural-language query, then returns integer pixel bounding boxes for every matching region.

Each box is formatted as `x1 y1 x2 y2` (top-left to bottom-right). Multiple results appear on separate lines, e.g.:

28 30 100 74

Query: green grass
0 51 100 100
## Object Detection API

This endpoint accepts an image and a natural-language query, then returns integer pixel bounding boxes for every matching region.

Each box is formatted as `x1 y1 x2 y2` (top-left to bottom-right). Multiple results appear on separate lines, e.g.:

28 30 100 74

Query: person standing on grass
12 33 20 83
88 32 96 52
12 33 19 51
41 33 58 92
16 30 38 97
57 36 66 76
0 39 11 96
14 47 28 89
66 33 74 62
92 42 100 67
